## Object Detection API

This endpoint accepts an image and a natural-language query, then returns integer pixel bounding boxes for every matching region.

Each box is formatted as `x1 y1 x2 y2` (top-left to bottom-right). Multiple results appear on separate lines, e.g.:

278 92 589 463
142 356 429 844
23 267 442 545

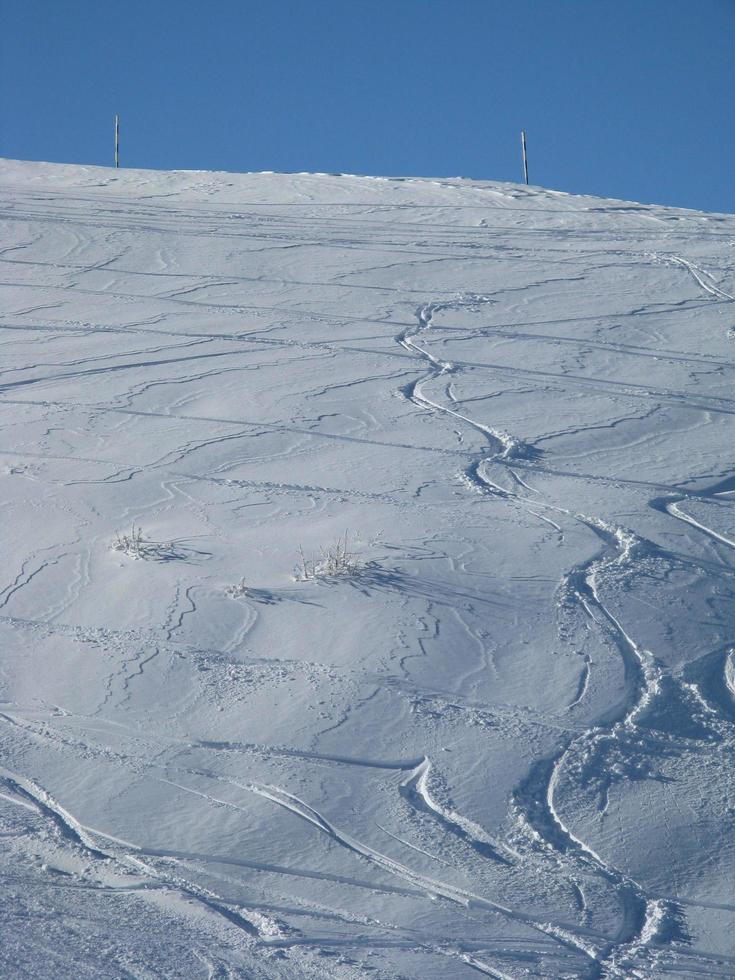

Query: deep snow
1 158 735 978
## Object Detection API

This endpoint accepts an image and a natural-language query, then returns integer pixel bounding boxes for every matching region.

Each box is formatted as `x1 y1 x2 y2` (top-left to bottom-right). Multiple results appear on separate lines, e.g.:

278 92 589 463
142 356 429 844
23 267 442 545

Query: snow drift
1 158 735 978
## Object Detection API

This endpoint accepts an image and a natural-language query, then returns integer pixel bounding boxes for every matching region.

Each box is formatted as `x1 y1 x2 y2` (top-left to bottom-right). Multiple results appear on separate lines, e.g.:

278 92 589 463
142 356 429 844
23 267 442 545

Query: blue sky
1 0 733 213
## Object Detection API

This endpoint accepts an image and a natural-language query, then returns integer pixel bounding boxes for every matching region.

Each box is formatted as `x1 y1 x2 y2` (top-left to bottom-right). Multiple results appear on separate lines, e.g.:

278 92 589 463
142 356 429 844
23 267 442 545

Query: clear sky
1 0 733 213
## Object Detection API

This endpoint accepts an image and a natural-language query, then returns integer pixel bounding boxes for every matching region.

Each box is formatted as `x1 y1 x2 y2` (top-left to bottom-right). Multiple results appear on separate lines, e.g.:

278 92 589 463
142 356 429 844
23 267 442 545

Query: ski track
0 702 610 972
663 254 735 301
0 765 266 943
192 776 607 967
3 162 735 978
392 295 721 976
399 757 520 865
664 498 735 551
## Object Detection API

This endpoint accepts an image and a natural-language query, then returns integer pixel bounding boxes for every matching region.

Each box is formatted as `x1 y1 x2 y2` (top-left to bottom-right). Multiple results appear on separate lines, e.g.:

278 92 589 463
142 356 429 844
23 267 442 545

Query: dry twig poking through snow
225 578 250 598
112 524 147 559
294 531 361 581
111 525 184 562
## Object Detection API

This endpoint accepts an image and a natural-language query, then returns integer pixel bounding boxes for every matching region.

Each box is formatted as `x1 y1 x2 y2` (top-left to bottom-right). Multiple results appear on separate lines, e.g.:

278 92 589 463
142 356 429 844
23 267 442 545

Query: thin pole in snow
115 114 120 168
521 130 529 185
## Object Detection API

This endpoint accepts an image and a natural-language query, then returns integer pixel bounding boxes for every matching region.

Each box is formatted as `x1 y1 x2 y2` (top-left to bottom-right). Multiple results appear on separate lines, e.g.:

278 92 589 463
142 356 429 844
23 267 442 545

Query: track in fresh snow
2 159 735 979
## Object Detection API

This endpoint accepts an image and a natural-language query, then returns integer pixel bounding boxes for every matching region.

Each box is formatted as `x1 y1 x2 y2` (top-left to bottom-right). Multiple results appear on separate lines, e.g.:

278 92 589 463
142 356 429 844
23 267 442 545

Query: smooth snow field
2 159 735 979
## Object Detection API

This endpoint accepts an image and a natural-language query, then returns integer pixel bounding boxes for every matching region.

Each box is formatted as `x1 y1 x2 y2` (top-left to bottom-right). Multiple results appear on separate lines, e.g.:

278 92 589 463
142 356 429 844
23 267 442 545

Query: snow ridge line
664 498 735 551
150 775 602 965
648 252 734 301
0 766 264 941
667 255 734 301
233 778 605 966
455 951 517 979
399 757 521 865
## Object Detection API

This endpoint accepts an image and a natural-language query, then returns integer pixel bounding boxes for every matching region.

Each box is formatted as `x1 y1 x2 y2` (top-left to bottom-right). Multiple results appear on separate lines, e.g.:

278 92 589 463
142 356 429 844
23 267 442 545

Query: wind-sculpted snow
1 160 735 978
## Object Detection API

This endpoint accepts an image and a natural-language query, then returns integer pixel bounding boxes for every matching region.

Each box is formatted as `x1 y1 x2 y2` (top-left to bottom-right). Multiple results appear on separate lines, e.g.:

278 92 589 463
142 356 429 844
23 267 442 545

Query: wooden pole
521 130 529 185
115 114 120 168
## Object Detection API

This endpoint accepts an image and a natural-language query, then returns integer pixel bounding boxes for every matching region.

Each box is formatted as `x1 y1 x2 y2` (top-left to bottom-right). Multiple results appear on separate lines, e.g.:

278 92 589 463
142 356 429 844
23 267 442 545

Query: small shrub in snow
225 578 250 598
112 524 147 559
294 531 361 581
111 524 181 561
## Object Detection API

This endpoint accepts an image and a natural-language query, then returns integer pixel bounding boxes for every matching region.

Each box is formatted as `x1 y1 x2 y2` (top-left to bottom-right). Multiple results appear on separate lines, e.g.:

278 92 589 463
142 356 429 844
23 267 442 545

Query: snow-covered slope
1 158 735 979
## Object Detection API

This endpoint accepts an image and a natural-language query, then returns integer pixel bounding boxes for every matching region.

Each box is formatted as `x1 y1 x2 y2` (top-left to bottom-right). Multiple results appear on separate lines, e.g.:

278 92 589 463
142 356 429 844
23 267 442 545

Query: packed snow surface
1 158 735 979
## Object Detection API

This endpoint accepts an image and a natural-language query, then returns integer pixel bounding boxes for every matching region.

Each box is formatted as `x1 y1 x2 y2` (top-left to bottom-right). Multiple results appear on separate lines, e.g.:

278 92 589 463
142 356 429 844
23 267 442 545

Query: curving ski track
2 160 735 978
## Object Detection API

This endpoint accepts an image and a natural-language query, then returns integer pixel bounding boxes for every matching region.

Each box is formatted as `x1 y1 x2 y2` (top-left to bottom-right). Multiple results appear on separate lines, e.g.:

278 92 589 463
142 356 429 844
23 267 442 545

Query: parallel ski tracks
4 169 735 976
392 295 731 976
